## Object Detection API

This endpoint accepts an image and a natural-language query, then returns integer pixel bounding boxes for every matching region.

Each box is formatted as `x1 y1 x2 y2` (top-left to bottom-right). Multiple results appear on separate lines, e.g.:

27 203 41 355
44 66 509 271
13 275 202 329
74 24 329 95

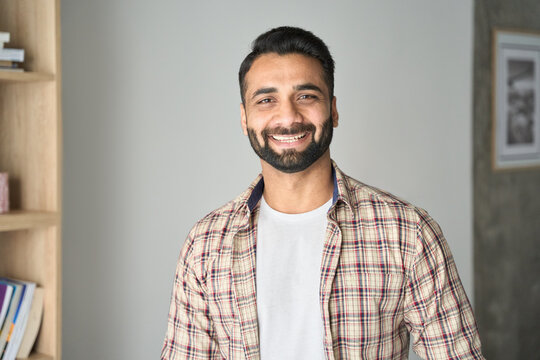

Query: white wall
61 1 473 359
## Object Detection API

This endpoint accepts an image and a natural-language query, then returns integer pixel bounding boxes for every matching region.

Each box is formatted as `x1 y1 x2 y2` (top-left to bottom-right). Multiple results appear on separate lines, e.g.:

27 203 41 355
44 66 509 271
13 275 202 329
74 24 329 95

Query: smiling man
161 27 484 360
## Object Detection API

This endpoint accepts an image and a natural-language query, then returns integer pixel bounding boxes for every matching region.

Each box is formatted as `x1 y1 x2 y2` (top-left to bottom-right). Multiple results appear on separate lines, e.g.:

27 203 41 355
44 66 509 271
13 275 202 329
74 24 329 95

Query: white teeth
271 133 307 142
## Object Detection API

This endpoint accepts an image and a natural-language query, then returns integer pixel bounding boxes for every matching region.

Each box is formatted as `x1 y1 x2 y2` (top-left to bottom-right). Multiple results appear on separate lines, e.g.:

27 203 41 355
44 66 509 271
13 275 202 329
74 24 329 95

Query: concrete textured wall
474 0 540 358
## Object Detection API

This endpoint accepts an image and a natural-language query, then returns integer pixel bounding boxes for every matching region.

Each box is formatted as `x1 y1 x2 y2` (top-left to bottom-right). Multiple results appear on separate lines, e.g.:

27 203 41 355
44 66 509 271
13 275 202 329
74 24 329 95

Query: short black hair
238 26 335 104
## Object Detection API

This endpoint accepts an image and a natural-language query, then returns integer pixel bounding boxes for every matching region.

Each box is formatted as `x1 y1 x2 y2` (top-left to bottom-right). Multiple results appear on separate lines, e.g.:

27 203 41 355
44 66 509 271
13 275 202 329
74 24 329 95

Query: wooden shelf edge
25 353 54 360
0 71 55 82
0 211 59 232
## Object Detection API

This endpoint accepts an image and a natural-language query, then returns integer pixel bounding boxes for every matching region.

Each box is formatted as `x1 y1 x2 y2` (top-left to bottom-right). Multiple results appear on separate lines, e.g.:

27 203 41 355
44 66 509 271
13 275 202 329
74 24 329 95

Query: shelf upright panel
0 0 62 359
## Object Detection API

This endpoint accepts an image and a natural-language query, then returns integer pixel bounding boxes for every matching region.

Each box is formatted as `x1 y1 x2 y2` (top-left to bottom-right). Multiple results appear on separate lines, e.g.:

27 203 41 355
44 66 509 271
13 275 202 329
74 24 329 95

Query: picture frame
492 29 540 170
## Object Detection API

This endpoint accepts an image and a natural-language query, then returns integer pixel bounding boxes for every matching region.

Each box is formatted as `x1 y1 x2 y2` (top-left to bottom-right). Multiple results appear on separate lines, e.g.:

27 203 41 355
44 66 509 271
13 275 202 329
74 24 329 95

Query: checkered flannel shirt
161 162 484 359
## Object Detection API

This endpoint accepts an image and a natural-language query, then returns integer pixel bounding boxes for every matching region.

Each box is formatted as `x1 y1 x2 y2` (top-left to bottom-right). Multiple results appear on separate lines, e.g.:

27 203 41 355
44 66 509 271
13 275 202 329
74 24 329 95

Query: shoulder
339 171 451 272
177 177 260 274
181 197 242 259
338 169 443 239
342 172 446 250
341 172 426 223
191 196 246 241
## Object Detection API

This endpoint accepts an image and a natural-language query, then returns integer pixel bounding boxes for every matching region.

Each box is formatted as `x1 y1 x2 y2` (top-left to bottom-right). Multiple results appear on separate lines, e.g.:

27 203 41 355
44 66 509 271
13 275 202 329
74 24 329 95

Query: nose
275 99 302 127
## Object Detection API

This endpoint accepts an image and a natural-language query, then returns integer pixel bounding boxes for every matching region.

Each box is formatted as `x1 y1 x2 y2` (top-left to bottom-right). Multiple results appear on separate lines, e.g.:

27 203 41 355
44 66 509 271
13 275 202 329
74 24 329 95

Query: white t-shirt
256 195 332 360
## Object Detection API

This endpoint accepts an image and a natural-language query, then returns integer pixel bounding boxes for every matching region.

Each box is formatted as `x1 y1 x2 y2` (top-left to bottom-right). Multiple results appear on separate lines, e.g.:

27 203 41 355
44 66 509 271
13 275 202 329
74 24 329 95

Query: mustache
261 123 316 137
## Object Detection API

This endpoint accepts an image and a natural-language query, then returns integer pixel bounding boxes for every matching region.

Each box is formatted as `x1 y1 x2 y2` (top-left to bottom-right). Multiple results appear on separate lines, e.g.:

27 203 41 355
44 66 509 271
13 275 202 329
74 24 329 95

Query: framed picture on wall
492 29 540 170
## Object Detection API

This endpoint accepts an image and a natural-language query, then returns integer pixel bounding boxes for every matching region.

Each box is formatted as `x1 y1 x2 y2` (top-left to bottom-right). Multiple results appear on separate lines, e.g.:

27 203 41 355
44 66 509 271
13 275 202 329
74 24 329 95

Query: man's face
240 53 338 173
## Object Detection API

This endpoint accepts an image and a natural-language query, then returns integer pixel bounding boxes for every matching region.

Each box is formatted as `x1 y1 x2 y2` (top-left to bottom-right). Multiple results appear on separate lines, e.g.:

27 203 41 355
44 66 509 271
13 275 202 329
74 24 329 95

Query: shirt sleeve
161 237 222 360
403 210 485 359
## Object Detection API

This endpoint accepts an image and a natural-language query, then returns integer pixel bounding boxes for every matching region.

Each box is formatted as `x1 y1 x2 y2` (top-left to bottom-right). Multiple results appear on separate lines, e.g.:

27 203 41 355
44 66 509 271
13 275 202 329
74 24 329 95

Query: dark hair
238 26 335 104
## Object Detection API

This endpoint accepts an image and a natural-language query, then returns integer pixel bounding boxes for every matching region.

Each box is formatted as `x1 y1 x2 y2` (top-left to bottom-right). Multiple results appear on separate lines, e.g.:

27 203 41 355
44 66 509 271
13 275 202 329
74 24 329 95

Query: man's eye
257 98 272 104
299 94 317 100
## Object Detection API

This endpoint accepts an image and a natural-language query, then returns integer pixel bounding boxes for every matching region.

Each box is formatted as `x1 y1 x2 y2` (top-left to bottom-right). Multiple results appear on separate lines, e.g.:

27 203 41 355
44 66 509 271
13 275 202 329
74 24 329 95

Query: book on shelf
0 281 22 358
0 52 24 72
0 284 14 331
0 60 23 73
16 288 43 359
16 287 45 359
0 173 9 214
0 48 24 63
0 278 38 360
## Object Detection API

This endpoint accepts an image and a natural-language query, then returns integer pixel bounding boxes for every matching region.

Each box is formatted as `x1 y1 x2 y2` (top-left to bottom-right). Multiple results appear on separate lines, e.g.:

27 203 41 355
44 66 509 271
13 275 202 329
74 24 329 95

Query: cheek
246 114 270 133
313 116 329 133
247 125 267 145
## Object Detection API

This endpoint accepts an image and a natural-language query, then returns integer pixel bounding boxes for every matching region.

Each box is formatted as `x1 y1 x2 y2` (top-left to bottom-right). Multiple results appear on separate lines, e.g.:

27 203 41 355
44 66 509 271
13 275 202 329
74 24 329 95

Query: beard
247 115 334 173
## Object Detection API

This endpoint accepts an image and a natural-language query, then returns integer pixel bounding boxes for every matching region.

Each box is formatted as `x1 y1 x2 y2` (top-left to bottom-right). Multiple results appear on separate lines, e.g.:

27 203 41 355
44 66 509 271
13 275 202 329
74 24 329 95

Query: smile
270 132 309 143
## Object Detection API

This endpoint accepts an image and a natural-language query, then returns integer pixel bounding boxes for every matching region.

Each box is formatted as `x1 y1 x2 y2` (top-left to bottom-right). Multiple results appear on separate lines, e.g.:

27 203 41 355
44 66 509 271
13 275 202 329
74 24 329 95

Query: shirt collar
247 176 264 212
242 160 354 214
330 160 355 213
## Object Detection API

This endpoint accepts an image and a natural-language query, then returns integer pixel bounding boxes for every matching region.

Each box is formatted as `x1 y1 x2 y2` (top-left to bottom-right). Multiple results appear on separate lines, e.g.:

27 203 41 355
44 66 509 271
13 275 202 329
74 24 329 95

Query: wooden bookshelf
0 211 59 232
27 353 54 360
0 71 55 83
0 0 62 359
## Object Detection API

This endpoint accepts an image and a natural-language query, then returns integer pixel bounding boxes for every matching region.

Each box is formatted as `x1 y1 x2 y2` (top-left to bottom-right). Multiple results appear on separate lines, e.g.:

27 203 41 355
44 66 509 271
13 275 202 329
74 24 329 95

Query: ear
240 103 248 136
331 96 339 128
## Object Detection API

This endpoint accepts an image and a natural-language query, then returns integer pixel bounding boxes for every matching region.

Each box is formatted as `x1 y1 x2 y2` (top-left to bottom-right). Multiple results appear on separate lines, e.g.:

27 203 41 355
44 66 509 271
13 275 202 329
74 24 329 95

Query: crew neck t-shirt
256 196 332 360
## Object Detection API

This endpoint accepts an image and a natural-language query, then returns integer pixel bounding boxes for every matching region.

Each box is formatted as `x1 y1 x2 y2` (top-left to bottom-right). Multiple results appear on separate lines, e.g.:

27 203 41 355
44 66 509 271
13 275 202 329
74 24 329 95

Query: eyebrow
251 87 278 100
294 83 324 94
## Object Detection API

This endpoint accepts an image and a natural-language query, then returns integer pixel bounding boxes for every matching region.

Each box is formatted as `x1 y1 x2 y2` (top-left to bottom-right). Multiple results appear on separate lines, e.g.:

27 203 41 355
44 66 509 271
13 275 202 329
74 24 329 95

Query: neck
260 151 333 214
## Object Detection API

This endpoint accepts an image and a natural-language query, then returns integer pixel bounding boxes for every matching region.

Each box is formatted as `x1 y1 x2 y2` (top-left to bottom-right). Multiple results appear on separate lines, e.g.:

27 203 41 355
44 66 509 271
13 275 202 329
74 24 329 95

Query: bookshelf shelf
0 0 62 358
26 353 54 360
0 211 59 232
0 71 55 82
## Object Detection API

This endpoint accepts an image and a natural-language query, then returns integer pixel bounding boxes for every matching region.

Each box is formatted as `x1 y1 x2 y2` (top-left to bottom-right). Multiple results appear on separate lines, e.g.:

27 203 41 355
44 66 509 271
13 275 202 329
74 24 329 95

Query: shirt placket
320 210 343 360
231 211 260 360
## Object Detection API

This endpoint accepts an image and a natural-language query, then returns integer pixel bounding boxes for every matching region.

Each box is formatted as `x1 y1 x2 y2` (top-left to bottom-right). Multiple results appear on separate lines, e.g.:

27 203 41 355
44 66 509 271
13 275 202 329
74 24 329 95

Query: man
161 26 484 360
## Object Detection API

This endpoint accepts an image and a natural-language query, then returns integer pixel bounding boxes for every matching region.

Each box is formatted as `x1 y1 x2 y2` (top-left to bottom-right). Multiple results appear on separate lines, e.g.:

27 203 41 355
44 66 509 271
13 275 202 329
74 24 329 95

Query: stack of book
0 32 24 72
0 278 43 360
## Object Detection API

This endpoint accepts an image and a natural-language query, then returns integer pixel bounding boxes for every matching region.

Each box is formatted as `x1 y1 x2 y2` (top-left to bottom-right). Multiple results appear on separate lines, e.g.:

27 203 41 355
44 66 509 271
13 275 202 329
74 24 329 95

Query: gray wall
61 1 474 359
473 0 540 358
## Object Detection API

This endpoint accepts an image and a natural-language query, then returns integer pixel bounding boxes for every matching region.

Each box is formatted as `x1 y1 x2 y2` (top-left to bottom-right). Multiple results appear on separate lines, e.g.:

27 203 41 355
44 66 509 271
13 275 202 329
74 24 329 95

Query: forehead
245 53 327 94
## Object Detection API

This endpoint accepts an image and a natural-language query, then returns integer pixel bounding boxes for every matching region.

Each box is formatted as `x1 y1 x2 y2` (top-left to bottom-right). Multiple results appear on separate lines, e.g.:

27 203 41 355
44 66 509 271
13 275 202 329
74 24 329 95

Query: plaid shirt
161 162 484 359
